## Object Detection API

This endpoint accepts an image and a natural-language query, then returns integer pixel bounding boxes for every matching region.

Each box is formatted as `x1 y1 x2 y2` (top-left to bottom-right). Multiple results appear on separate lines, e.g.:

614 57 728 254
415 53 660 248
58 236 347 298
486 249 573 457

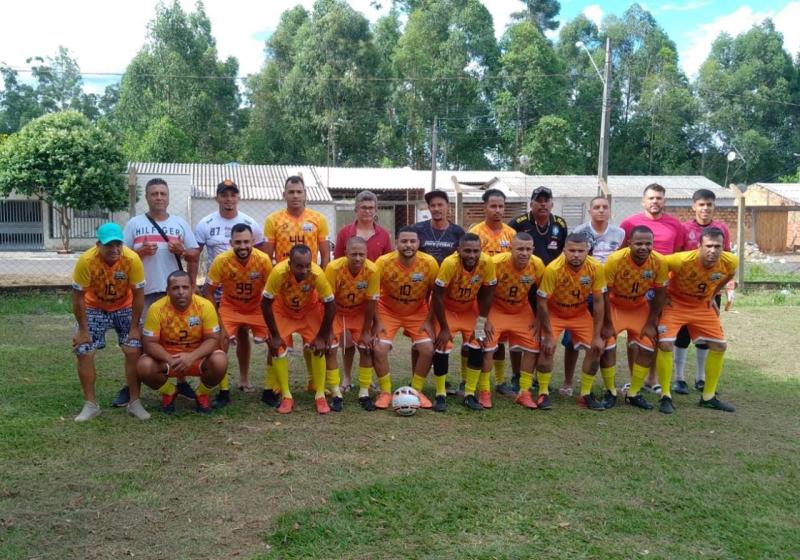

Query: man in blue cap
71 222 147 421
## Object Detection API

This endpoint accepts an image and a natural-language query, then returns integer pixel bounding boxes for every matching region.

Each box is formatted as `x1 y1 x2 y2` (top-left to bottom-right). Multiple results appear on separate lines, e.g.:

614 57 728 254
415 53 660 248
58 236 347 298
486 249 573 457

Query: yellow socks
411 374 427 392
273 355 292 399
435 374 447 396
218 373 230 391
378 374 392 394
326 368 342 398
265 363 278 392
629 363 648 397
196 382 212 396
494 360 506 384
580 373 595 397
536 371 552 395
358 366 373 397
703 350 725 401
478 370 491 392
158 381 176 396
311 354 326 399
601 366 617 396
519 371 533 394
464 367 480 396
656 349 673 398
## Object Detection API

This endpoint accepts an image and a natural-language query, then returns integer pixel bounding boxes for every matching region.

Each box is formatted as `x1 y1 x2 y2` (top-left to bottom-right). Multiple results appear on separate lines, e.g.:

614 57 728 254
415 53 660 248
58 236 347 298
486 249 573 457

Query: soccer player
414 190 465 265
469 188 516 396
71 223 146 422
192 179 265 395
600 226 668 410
261 245 336 414
202 224 273 408
432 233 497 412
372 227 439 410
488 233 545 410
325 237 380 411
654 227 738 414
535 233 607 410
137 271 228 415
122 177 200 406
672 189 732 394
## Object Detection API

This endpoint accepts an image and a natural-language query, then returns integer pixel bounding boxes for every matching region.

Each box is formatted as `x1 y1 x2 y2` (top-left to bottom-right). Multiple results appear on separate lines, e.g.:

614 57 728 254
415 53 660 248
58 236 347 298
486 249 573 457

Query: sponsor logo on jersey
114 271 127 280
641 270 654 279
470 274 481 284
301 285 312 292
552 225 560 236
500 240 510 248
356 281 368 290
521 275 532 284
548 241 558 250
302 222 314 232
580 275 591 285
249 272 261 280
710 272 722 281
188 316 201 327
411 272 424 282
657 324 668 334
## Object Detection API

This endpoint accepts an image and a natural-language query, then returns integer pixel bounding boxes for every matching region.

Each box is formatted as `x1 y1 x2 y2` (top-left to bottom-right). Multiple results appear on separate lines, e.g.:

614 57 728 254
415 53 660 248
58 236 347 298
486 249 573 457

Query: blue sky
2 1 798 94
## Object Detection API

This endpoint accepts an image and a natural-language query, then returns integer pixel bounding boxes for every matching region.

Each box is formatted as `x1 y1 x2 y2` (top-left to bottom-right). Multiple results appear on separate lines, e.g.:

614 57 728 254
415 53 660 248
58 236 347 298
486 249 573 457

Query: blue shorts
74 306 141 356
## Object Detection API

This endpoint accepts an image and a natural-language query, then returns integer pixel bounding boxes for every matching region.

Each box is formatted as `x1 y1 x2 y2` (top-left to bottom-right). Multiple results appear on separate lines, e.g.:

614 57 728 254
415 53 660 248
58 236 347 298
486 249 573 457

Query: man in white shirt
572 197 625 265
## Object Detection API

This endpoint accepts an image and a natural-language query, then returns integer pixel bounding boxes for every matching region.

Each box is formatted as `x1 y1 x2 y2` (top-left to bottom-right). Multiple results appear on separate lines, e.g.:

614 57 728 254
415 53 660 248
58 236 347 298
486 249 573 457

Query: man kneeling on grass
133 271 227 416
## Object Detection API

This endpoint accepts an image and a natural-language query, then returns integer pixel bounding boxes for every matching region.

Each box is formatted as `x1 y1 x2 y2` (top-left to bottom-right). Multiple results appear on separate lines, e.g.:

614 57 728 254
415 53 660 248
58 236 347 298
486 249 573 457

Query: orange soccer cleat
277 397 295 414
315 397 331 415
374 391 392 409
417 392 433 409
514 392 538 410
478 390 493 409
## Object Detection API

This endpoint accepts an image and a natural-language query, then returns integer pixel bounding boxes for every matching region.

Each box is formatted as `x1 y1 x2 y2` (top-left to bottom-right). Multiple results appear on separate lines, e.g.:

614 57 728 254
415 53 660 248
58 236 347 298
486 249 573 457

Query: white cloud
582 5 604 28
681 2 800 78
659 1 710 13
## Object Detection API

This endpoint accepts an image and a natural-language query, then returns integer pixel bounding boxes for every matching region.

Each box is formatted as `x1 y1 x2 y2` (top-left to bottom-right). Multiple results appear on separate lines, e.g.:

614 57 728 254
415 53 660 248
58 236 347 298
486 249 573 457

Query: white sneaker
127 399 151 420
75 401 101 422
558 385 574 397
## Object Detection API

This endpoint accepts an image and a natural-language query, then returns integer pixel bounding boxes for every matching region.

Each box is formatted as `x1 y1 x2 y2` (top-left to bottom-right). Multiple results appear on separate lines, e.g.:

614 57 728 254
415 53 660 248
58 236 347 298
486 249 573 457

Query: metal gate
0 200 43 250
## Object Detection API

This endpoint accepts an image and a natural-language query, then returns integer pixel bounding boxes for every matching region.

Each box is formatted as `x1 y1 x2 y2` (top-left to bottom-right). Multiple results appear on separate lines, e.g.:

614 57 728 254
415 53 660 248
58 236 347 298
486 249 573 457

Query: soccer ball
392 386 421 416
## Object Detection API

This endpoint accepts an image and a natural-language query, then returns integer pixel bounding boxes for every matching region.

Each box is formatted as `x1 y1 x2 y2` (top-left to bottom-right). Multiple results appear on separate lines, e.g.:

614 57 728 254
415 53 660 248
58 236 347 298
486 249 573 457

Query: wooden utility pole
430 116 438 191
733 183 747 287
598 37 612 201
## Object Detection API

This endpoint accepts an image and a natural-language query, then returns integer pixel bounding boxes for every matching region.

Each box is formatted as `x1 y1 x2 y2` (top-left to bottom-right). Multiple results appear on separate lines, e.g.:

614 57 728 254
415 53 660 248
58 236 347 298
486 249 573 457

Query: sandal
238 383 255 393
340 384 352 393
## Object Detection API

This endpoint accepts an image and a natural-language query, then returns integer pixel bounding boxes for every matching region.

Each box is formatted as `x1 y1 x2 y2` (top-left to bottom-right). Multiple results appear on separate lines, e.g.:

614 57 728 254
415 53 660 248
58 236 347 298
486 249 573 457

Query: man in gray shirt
572 196 625 264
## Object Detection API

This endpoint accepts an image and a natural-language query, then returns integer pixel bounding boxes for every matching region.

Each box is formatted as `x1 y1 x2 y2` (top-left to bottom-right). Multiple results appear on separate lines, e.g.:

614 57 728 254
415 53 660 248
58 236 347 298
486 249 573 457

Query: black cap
217 179 239 194
531 186 552 200
424 189 449 204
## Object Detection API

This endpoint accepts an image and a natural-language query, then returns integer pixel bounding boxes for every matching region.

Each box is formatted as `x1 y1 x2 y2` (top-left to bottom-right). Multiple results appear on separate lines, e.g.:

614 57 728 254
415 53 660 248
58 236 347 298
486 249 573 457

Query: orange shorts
377 304 432 346
657 298 725 344
489 306 539 353
219 305 268 343
547 310 594 350
331 313 368 349
606 303 653 351
274 304 324 356
436 307 496 352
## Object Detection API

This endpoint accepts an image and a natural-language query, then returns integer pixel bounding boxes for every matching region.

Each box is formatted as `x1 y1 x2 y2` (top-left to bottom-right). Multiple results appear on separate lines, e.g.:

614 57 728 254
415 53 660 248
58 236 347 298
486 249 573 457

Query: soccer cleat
212 390 231 409
176 381 196 400
359 396 377 411
331 396 343 412
433 395 447 412
626 393 654 410
515 392 538 410
161 392 177 415
510 373 520 393
456 381 466 397
558 385 574 397
417 392 433 409
694 379 705 391
462 394 484 411
495 382 516 397
478 390 493 409
445 381 456 396
672 380 690 395
315 397 331 415
261 389 280 408
277 397 294 414
195 394 212 414
374 391 392 410
536 393 553 410
126 399 150 420
111 385 130 407
659 396 675 414
577 393 605 410
75 401 101 422
699 396 735 412
601 390 618 409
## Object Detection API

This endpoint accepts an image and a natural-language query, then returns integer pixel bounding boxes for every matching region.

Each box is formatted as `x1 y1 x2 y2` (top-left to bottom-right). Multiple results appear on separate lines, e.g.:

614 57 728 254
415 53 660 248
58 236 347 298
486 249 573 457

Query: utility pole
430 116 438 191
598 36 612 200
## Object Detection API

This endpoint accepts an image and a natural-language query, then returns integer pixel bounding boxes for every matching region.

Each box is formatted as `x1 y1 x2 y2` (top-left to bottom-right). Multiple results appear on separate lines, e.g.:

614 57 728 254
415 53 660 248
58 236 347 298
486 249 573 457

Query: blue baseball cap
97 222 124 245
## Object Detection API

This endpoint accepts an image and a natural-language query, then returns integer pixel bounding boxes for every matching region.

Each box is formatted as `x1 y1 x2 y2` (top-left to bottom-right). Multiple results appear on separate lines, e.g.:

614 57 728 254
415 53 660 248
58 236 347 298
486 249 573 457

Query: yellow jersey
468 221 516 256
143 294 220 354
537 254 606 317
375 251 439 315
206 249 273 313
491 252 545 313
665 250 738 303
435 252 497 312
263 259 334 317
263 208 329 263
604 248 669 308
72 246 145 312
325 256 380 316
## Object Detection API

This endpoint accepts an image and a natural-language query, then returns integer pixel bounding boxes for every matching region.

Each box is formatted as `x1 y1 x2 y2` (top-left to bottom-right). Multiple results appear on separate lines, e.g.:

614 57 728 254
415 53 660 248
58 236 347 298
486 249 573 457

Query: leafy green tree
521 115 578 173
0 111 127 251
510 0 561 33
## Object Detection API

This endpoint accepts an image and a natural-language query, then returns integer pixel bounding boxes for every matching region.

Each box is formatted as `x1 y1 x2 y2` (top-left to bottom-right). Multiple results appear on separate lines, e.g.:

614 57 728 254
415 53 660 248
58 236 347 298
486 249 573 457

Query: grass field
1 294 799 560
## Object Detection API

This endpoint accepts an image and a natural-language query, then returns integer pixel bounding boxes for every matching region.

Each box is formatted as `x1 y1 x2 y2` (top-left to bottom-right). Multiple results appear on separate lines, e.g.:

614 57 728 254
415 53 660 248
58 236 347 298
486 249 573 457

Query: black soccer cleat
212 390 231 409
626 393 654 410
111 385 130 408
433 395 447 413
331 396 344 412
535 393 553 410
601 390 618 409
699 396 735 412
462 394 484 411
495 382 516 397
261 389 280 408
694 379 705 391
659 396 675 414
672 380 690 395
176 381 196 400
359 396 377 411
577 393 606 411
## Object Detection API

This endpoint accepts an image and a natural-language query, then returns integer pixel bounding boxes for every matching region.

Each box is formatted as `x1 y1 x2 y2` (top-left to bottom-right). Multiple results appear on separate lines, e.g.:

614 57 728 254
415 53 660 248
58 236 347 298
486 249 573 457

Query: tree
521 115 578 173
510 0 561 33
0 111 127 251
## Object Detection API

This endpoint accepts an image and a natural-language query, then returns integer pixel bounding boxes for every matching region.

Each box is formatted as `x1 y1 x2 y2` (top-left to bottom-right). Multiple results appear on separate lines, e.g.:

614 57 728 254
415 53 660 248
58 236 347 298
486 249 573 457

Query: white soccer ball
392 386 421 416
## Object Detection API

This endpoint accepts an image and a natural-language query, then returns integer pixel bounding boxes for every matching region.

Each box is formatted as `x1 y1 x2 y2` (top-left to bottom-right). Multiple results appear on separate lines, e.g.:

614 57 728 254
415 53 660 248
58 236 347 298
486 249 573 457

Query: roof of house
508 175 733 201
751 183 800 204
128 162 333 202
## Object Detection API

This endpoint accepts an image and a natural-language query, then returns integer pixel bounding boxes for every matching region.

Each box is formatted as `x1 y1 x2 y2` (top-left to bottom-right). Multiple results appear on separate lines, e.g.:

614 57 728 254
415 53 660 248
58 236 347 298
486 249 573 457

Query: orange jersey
435 252 496 312
468 221 516 256
666 250 738 304
263 208 329 263
143 294 220 354
492 252 545 313
206 249 273 313
375 251 439 315
325 256 380 316
263 259 334 316
604 248 669 308
72 246 145 312
537 254 606 317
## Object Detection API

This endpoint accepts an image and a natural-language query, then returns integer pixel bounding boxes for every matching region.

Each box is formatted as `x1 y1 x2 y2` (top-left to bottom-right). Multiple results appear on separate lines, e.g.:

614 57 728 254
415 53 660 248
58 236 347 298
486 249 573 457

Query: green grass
0 299 799 559
744 263 800 283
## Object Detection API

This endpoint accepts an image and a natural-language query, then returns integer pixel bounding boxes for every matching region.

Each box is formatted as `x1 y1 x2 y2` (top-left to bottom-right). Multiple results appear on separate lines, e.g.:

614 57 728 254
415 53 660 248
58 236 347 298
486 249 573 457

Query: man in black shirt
413 190 465 264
